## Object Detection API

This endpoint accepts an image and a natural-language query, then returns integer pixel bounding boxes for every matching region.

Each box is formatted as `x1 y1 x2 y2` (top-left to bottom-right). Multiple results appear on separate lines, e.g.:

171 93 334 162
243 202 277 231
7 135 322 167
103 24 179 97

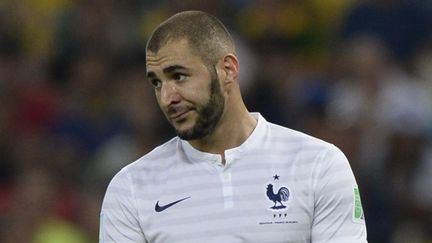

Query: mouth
169 108 193 122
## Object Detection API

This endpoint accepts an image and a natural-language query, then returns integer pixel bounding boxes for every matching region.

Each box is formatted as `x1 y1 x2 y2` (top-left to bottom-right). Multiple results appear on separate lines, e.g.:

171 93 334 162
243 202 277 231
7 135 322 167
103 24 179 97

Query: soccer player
100 10 367 242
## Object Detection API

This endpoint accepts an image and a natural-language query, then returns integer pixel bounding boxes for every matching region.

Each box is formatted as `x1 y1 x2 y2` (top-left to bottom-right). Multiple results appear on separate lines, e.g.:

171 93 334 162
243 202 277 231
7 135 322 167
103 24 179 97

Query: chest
138 160 315 243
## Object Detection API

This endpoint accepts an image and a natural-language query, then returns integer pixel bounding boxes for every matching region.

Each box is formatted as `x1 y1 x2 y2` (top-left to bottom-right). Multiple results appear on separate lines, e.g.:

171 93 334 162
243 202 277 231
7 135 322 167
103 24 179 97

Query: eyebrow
146 65 187 78
164 65 187 74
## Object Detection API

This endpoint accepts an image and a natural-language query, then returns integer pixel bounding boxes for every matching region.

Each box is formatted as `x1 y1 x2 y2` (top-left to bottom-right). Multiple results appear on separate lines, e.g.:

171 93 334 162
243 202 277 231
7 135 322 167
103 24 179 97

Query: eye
173 73 187 82
149 79 162 89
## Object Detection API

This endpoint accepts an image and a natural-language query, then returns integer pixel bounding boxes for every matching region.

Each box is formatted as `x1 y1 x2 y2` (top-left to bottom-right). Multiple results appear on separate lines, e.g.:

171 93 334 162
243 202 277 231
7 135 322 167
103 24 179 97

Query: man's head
145 11 239 141
146 10 235 68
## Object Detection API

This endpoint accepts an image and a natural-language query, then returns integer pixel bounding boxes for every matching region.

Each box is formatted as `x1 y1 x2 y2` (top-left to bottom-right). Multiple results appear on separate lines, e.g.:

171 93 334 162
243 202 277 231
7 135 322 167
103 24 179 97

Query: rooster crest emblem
266 184 290 210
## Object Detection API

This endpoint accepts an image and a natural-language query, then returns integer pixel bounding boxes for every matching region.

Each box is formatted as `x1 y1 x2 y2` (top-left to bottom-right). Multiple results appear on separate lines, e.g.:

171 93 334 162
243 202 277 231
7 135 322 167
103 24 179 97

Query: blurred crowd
1 0 432 242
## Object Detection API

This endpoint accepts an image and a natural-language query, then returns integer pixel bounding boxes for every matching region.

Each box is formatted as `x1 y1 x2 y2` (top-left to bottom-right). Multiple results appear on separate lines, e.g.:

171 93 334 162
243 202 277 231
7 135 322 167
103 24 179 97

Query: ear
220 54 239 85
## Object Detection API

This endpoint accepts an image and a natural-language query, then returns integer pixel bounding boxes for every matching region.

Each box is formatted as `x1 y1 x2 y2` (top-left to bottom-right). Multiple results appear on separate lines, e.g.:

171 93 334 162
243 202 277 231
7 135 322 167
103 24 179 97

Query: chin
174 124 195 138
176 129 197 140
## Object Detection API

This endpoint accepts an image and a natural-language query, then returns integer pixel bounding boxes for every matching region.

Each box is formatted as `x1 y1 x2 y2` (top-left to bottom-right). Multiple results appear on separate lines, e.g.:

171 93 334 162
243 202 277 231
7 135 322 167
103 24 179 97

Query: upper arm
100 171 147 243
311 146 367 243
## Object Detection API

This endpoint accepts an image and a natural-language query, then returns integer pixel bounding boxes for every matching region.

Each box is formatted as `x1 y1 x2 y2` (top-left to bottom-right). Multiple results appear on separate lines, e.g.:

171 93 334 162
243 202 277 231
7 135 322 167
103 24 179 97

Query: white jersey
100 113 367 243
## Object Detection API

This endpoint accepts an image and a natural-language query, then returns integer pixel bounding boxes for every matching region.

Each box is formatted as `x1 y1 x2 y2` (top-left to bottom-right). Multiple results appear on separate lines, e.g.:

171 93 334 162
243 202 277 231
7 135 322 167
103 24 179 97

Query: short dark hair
146 11 235 66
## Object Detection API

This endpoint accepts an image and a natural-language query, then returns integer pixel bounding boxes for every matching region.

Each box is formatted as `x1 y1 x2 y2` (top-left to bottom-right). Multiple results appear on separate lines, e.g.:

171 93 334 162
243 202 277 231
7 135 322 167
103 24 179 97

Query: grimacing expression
146 40 225 140
174 67 225 140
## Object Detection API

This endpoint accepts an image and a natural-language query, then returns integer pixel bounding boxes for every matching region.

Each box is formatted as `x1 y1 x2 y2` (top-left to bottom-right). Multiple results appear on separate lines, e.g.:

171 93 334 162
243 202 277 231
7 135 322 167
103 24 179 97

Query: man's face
146 39 225 140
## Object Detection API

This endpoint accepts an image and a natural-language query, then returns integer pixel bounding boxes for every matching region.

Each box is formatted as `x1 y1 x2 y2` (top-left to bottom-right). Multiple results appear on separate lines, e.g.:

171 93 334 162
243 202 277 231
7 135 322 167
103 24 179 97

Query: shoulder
263 121 349 175
127 137 179 170
107 137 180 189
265 121 336 153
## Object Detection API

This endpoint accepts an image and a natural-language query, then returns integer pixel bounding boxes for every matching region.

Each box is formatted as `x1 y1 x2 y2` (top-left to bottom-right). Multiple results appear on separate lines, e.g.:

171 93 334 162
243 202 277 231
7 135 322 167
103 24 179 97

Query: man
100 10 367 242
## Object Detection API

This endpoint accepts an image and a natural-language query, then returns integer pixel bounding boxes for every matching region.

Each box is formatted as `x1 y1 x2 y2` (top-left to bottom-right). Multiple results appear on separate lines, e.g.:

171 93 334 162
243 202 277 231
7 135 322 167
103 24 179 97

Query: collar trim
180 113 266 164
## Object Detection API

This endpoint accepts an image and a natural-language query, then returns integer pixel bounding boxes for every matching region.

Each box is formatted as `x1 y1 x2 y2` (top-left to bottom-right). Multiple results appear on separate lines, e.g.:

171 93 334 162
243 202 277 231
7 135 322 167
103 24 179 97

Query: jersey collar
179 113 267 166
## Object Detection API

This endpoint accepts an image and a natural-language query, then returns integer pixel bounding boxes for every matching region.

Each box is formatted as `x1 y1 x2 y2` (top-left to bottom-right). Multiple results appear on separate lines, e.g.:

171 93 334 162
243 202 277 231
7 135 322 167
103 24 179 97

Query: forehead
146 39 202 73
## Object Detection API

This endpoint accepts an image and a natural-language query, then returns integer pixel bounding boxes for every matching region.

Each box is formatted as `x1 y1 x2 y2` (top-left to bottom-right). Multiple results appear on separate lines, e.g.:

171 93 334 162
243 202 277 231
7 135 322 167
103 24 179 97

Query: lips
168 107 193 122
171 110 189 120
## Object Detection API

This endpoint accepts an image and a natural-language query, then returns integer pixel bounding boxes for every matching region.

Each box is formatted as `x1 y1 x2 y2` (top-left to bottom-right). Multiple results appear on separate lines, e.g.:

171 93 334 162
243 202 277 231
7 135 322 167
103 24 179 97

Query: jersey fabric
100 113 367 243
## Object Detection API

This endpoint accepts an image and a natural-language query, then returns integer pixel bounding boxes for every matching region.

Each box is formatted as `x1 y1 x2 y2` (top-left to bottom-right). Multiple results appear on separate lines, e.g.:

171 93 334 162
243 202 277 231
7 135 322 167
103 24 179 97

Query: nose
159 82 180 107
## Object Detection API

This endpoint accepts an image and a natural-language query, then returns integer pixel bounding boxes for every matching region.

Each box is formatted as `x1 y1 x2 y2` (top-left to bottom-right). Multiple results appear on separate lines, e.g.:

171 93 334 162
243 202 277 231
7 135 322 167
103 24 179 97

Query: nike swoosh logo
155 196 191 212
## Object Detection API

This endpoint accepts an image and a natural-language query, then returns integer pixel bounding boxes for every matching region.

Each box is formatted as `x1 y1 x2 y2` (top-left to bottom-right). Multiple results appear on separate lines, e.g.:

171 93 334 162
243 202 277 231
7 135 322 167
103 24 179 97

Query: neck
188 98 257 162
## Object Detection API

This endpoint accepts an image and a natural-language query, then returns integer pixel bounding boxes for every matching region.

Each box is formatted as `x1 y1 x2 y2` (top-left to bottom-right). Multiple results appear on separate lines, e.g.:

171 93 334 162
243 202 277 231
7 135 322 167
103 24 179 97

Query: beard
174 66 225 140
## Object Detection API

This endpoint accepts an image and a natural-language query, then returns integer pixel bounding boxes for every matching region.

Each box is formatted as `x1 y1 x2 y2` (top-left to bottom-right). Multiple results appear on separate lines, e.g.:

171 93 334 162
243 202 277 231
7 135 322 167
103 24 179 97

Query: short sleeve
311 145 367 243
100 170 147 243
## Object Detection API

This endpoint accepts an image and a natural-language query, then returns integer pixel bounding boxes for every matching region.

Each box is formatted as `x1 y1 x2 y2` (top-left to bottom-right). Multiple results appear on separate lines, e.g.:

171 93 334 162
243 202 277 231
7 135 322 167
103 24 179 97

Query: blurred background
0 0 431 242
